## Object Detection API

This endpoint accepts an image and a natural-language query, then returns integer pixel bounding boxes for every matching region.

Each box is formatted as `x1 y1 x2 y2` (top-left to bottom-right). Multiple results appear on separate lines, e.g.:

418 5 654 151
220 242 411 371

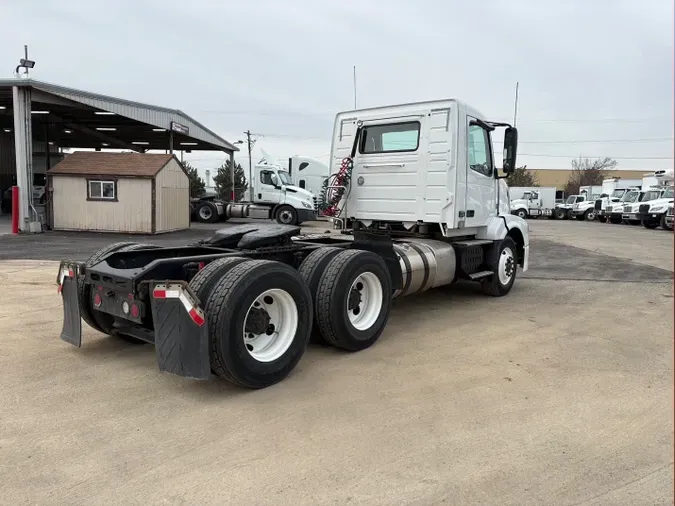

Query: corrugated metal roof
48 151 175 178
0 78 238 152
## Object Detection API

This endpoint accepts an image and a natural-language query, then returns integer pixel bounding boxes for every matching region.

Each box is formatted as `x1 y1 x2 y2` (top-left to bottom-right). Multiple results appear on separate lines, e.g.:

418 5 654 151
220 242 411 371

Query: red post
231 190 236 202
11 186 19 234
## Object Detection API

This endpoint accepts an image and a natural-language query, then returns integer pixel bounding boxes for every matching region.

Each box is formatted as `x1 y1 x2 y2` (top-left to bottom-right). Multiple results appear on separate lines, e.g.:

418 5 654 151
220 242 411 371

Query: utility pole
243 130 257 199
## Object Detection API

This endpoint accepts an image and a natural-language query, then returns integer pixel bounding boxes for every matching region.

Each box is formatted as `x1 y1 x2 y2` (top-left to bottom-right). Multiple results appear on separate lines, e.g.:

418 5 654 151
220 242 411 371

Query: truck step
453 239 493 247
469 270 493 280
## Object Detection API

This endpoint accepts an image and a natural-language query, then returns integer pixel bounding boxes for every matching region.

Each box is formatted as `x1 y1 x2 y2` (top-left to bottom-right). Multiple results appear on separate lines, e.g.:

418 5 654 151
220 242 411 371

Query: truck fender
476 216 528 267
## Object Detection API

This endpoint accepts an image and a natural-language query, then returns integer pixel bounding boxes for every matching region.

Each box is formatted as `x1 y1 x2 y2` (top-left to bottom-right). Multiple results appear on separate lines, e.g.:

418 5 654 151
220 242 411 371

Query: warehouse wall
528 169 654 188
155 158 190 233
52 176 152 233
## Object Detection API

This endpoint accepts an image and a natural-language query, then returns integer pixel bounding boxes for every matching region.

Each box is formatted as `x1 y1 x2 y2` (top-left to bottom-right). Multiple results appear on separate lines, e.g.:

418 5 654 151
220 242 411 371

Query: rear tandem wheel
204 259 313 389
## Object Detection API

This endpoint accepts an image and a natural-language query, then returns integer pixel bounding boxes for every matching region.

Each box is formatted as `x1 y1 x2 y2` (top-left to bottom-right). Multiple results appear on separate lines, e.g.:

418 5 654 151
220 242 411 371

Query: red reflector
130 303 140 318
153 289 166 299
93 293 102 307
128 293 134 300
68 269 74 277
189 308 205 327
198 262 205 270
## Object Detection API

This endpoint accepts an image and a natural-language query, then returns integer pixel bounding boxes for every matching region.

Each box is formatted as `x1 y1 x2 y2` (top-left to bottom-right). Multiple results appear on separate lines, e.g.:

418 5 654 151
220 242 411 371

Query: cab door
464 118 496 227
257 169 281 204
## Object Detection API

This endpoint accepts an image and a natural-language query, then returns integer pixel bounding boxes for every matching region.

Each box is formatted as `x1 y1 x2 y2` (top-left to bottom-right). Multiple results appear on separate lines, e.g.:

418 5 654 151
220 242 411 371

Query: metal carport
0 78 238 232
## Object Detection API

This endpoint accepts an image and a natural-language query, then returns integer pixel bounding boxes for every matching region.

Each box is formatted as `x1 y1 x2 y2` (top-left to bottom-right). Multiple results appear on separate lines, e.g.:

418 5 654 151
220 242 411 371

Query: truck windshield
642 190 661 202
565 196 576 204
622 191 638 203
277 171 292 185
611 189 625 198
662 187 674 199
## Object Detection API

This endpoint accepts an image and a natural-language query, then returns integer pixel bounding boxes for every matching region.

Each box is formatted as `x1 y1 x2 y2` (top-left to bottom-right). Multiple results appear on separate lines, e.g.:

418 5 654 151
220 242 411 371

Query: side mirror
502 127 518 174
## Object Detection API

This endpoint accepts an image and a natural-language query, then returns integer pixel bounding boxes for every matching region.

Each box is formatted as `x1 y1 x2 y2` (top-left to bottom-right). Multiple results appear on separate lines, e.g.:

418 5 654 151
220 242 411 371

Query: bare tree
563 157 617 195
506 165 539 187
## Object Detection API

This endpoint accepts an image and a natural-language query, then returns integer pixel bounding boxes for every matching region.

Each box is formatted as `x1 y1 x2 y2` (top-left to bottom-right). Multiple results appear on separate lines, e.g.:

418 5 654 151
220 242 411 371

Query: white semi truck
192 163 317 226
55 98 529 389
509 186 556 219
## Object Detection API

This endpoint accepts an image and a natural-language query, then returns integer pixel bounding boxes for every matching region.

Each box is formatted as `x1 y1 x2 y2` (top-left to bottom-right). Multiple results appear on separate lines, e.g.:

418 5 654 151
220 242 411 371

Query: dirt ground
0 219 672 505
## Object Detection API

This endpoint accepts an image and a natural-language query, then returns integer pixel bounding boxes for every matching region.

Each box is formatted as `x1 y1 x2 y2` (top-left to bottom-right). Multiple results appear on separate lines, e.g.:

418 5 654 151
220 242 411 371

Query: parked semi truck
191 163 316 226
509 186 556 219
55 98 529 389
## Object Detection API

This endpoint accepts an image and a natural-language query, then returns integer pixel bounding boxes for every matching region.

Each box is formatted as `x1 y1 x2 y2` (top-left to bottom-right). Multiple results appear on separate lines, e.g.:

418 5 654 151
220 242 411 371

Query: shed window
88 180 116 200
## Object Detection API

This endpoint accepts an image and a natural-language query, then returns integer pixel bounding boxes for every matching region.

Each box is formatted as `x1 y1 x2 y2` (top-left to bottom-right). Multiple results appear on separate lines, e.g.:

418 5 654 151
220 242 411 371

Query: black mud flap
150 286 211 380
58 262 83 347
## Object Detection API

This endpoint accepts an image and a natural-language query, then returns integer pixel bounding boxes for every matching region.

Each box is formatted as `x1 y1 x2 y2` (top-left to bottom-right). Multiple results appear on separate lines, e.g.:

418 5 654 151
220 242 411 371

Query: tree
182 161 206 198
212 159 248 202
506 165 538 187
563 157 617 195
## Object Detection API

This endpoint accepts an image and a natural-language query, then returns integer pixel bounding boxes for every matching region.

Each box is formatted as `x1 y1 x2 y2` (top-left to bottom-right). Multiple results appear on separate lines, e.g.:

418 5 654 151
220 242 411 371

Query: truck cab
326 99 529 266
554 195 585 220
510 190 542 219
617 189 663 225
637 169 674 229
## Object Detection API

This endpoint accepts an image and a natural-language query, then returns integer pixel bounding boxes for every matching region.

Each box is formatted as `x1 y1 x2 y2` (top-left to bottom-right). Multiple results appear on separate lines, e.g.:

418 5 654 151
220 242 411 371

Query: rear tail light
93 293 102 308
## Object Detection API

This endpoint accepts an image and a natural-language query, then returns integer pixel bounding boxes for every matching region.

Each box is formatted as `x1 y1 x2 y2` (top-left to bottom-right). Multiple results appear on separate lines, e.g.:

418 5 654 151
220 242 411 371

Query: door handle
362 163 406 168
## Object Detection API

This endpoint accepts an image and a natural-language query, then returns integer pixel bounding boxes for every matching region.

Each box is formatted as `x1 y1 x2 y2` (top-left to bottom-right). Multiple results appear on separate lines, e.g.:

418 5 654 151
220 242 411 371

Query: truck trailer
56 99 530 389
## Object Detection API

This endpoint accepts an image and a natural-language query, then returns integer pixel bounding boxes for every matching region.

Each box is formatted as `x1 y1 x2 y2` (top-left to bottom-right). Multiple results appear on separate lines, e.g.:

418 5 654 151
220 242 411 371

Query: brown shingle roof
48 151 176 178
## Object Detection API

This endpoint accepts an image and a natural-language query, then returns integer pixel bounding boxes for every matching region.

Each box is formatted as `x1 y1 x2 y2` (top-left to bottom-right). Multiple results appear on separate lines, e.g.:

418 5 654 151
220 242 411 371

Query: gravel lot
0 219 672 505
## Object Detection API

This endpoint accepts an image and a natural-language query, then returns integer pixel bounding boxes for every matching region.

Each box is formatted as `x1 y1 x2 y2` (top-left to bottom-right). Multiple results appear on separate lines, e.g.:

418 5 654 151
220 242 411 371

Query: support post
12 85 34 232
229 151 236 202
11 186 19 234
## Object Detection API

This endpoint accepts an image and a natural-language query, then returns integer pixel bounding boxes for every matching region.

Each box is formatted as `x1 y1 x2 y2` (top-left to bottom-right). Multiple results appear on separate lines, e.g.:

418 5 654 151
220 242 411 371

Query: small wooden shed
48 151 190 234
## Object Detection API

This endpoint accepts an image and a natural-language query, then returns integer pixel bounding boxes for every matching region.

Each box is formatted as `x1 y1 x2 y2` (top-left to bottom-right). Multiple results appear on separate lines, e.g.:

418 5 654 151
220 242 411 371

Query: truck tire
554 208 566 220
597 216 607 223
481 236 518 297
609 216 622 224
515 208 527 219
188 256 250 303
78 241 137 334
205 260 313 389
275 205 298 225
315 249 393 352
297 247 344 344
642 219 658 229
90 243 160 343
659 214 670 230
584 209 596 221
196 202 219 223
566 209 574 219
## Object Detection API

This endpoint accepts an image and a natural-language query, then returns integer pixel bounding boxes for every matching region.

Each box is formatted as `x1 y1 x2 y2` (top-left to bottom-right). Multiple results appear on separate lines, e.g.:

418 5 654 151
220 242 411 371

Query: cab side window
468 125 493 177
260 170 273 185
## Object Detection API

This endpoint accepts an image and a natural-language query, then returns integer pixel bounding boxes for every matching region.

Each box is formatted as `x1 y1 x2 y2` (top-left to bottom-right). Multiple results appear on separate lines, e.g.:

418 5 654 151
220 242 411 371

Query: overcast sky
1 0 672 178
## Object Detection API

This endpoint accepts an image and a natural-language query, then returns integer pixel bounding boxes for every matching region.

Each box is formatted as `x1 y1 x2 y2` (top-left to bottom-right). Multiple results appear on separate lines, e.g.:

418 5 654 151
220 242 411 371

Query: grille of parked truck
56 99 530 389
